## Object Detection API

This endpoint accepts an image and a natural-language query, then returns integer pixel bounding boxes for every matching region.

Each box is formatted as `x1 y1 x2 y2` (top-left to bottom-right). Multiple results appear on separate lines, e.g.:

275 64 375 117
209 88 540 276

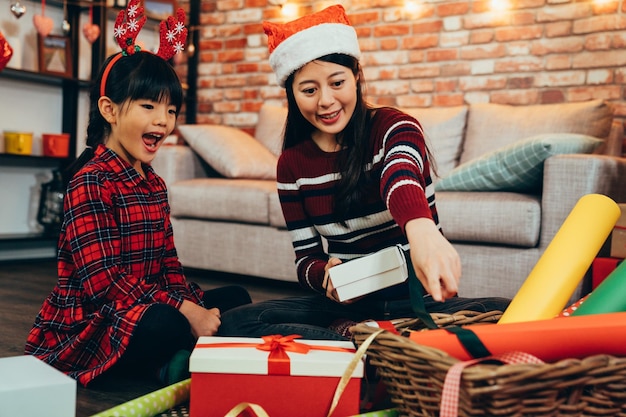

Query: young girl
25 4 250 386
218 5 509 340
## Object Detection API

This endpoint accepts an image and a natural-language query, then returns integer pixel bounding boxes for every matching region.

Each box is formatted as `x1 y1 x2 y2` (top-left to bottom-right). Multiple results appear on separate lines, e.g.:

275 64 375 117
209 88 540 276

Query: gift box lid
190 336 364 377
0 355 76 392
329 245 408 287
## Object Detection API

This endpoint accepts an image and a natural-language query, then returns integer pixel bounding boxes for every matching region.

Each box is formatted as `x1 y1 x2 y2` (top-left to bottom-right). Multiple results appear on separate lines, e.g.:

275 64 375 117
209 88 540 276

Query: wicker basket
351 311 626 417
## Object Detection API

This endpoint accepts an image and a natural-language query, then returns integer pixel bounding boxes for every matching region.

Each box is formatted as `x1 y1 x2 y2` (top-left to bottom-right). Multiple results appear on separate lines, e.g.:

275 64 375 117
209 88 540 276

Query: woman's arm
378 110 461 301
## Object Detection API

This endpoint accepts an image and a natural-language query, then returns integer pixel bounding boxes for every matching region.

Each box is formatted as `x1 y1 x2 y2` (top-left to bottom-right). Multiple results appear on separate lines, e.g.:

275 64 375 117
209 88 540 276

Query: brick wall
179 0 626 146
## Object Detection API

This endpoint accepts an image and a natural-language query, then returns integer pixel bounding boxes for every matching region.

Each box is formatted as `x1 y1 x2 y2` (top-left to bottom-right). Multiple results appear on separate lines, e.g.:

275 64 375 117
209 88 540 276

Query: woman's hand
323 257 342 301
179 299 221 338
405 217 461 302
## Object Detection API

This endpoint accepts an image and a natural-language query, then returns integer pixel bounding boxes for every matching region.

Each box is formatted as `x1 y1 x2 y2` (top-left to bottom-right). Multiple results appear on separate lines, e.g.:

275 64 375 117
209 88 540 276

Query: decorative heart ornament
0 31 14 71
10 1 26 18
33 14 54 37
82 23 100 44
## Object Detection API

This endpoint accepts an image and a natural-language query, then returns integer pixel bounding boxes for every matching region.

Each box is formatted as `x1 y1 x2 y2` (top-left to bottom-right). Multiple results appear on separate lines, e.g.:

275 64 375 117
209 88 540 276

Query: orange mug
42 133 70 158
4 131 33 155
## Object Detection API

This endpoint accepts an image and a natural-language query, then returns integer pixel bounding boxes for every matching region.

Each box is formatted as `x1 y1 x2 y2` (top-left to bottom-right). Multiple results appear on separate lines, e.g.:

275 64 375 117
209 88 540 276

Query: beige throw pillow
178 124 278 180
255 104 288 157
461 100 613 164
402 106 468 180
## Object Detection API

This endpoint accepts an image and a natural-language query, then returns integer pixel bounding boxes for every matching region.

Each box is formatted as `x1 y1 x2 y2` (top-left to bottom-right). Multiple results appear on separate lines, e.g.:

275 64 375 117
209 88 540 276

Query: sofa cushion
178 124 278 180
436 191 542 247
402 106 468 180
435 133 603 192
255 104 288 157
461 99 613 164
170 178 278 225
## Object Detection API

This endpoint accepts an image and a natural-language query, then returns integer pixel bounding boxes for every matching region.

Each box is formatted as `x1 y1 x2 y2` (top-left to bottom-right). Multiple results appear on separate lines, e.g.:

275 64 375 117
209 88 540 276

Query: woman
218 5 509 340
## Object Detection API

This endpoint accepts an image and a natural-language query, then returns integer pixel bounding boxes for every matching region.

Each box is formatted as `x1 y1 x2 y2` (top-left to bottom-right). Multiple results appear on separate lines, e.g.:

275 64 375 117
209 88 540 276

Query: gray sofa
152 99 626 301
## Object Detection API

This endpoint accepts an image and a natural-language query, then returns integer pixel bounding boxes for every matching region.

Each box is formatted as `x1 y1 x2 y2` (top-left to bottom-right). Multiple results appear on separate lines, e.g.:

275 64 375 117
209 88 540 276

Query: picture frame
143 0 177 20
37 35 72 77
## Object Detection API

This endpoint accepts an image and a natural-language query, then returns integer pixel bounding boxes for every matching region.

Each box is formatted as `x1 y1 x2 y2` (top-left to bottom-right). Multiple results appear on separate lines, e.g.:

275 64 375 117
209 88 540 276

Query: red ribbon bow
255 335 310 375
196 334 355 376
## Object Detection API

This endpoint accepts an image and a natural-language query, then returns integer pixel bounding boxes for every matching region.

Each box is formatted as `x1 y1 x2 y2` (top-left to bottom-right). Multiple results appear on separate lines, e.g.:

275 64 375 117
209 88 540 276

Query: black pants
109 285 251 378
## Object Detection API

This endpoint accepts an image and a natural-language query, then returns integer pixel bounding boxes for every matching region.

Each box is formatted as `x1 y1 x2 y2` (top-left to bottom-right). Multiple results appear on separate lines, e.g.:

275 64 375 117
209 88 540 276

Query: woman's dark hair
283 53 372 223
66 51 184 180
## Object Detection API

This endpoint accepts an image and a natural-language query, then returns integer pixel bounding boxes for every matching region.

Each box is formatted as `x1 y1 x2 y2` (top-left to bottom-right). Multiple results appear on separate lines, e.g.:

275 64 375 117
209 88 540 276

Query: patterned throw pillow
435 133 603 192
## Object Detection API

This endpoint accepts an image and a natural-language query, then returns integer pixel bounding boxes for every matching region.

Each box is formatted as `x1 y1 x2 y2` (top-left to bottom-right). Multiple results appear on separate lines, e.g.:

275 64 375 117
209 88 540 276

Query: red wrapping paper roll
409 312 626 362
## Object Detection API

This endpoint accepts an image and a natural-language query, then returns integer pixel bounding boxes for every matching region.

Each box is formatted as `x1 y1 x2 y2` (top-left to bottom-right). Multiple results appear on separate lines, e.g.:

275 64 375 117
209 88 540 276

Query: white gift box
329 245 409 301
189 336 364 417
0 355 76 417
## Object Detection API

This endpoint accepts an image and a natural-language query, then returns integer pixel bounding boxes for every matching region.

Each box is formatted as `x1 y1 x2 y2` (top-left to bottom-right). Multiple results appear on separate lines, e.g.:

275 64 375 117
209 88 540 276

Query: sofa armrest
598 119 624 156
540 154 626 249
151 144 209 187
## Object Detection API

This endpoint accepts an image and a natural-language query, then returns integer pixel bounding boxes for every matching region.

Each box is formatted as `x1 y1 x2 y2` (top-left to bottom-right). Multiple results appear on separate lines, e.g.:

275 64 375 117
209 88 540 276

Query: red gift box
189 335 364 417
610 203 626 258
592 257 624 289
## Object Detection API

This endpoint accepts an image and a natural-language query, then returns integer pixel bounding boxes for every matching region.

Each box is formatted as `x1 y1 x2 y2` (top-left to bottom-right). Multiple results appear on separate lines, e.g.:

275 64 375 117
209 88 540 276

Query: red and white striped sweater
277 107 441 296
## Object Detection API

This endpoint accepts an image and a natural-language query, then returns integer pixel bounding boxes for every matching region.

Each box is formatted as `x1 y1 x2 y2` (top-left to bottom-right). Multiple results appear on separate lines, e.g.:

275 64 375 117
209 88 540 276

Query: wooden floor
0 258 308 417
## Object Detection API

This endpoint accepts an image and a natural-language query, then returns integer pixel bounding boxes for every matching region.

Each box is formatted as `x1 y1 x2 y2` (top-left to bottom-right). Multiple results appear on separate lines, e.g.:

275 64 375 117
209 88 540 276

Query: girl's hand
179 299 221 338
405 217 461 302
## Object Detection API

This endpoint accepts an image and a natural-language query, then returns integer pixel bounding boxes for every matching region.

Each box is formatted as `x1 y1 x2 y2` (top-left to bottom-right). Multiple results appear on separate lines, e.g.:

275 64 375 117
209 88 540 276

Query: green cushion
435 133 603 192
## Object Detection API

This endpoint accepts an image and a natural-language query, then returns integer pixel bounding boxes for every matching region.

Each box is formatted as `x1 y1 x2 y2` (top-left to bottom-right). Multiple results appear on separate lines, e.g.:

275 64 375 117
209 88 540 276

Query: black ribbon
405 249 492 359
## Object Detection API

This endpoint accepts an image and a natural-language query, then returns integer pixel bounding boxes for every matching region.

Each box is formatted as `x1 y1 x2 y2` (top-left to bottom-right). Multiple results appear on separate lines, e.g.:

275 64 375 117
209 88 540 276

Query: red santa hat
263 4 361 88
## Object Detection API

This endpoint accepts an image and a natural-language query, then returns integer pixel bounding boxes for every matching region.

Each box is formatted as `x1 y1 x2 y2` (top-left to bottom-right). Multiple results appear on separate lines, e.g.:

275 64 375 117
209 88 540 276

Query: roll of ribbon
499 194 621 324
410 312 626 362
571 260 626 316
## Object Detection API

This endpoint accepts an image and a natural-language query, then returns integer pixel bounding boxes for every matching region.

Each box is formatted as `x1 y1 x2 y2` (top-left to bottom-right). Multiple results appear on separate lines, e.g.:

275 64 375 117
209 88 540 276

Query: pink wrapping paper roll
410 312 626 362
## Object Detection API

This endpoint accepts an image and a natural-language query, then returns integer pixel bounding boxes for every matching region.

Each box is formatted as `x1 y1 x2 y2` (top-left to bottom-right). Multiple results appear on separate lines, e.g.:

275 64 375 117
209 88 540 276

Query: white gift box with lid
329 245 409 301
0 355 76 417
189 336 364 417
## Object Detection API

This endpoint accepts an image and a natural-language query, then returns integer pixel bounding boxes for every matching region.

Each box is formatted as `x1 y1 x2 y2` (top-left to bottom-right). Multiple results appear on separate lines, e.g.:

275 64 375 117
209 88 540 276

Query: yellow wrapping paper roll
499 194 621 324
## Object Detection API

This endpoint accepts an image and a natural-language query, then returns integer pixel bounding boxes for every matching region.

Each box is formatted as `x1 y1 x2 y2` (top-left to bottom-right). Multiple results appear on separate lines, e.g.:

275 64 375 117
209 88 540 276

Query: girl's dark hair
65 51 184 180
283 53 372 223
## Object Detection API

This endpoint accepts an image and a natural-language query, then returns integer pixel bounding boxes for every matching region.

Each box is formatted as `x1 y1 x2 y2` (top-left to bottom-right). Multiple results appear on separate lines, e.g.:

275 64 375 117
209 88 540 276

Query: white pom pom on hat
263 4 361 88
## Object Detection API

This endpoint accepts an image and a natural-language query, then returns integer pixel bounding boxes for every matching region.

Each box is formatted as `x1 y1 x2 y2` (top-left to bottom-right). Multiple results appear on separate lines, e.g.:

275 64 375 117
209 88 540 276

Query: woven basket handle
439 351 545 417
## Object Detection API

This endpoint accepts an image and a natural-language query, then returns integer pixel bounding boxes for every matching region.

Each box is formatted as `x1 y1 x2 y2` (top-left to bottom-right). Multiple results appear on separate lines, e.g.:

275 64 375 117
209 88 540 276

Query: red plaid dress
25 145 204 386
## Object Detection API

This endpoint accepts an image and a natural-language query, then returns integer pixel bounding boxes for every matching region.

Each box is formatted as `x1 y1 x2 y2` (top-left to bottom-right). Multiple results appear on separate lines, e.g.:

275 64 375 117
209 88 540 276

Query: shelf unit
0 1 105 243
0 0 198 247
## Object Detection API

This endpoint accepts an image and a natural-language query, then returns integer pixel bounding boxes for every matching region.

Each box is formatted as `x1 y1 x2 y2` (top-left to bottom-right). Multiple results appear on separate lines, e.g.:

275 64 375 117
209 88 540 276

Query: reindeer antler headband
99 0 188 97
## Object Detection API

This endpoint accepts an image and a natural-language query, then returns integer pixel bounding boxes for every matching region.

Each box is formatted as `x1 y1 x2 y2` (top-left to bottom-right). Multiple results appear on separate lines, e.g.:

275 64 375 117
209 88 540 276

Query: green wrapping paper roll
572 260 626 316
499 194 621 324
89 378 190 417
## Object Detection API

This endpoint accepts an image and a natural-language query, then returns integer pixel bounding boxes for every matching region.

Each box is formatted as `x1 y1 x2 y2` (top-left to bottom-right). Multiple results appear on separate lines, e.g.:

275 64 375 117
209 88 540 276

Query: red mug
42 133 70 158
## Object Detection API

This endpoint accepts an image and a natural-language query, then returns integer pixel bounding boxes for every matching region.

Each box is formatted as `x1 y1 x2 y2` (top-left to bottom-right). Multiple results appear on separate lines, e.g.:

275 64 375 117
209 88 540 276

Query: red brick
380 39 399 50
433 94 465 107
495 26 543 42
426 49 458 62
411 79 435 93
412 20 444 34
213 101 240 113
374 24 411 37
460 43 507 60
540 89 566 104
490 89 540 105
402 35 439 50
436 1 470 17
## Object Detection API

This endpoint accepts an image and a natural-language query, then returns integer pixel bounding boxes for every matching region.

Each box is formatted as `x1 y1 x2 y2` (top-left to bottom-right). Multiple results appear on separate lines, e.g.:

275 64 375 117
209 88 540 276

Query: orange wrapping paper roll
410 312 626 362
499 194 621 324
